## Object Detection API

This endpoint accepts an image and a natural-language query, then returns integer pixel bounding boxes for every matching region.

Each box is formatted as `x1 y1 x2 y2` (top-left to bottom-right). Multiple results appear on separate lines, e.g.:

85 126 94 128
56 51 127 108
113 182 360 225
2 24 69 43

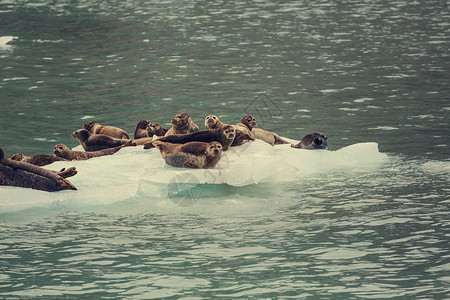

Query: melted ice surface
0 140 388 213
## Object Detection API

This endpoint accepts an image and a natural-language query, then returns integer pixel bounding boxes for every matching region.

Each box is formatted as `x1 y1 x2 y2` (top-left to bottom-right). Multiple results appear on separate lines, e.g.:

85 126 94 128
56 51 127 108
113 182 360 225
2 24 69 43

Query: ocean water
0 0 449 298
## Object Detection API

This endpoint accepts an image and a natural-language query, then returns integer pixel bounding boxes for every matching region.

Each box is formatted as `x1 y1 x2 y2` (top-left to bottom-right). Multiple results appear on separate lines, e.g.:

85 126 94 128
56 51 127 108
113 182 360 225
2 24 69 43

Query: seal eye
213 116 216 119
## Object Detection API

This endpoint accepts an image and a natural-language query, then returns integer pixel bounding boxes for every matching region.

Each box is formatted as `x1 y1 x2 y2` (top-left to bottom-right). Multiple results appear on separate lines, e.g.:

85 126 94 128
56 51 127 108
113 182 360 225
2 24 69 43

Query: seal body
134 120 150 139
251 128 289 145
164 112 199 136
72 129 131 152
0 148 77 192
153 141 223 169
148 122 168 137
231 130 255 146
291 131 328 150
132 137 154 146
205 115 226 129
83 121 130 140
10 153 69 166
235 115 257 135
204 115 253 146
53 141 130 160
146 125 236 151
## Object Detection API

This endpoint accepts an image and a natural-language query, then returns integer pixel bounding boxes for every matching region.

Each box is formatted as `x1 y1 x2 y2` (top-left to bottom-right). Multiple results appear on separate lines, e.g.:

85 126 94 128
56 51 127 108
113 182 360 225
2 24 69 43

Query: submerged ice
0 140 389 213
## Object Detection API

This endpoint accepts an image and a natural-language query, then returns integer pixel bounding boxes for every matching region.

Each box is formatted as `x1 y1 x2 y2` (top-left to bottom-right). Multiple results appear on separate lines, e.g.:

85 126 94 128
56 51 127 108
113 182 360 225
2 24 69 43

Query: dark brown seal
53 141 131 160
153 141 223 169
134 120 151 139
148 122 169 137
83 121 130 139
291 131 328 150
10 153 69 166
72 129 132 152
164 112 200 136
0 148 77 192
231 130 255 146
145 125 236 151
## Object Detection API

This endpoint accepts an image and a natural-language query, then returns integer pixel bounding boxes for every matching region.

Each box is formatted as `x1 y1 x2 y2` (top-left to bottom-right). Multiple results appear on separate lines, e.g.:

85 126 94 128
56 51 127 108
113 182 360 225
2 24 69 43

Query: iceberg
0 140 389 213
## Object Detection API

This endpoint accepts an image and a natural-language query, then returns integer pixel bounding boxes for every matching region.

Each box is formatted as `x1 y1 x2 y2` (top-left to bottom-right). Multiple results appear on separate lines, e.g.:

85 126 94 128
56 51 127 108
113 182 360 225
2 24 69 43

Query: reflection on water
0 0 449 298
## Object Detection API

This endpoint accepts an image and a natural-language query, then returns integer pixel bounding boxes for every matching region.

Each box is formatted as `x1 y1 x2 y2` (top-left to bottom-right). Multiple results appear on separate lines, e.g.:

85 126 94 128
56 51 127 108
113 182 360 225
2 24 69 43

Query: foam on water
0 140 388 213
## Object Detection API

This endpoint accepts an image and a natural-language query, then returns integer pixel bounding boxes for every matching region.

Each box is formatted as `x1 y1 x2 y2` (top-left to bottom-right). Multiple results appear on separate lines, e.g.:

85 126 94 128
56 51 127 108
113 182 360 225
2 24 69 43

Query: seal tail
273 134 289 145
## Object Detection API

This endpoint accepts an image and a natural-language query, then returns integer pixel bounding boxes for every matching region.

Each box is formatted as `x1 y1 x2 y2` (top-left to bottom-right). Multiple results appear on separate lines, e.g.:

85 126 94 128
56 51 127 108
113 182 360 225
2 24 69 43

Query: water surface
0 0 449 298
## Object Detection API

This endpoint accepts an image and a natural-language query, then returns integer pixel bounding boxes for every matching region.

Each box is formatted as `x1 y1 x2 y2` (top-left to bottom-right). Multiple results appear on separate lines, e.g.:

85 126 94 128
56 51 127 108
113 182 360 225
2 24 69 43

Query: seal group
1 111 327 192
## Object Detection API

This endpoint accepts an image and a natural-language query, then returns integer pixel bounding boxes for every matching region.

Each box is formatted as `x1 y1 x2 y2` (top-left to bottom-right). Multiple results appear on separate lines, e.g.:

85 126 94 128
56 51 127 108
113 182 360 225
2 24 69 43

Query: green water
0 0 449 298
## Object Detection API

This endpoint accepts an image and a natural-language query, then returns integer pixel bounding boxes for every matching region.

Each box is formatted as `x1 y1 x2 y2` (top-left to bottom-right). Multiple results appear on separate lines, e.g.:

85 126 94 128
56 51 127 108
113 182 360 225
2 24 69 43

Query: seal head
164 112 200 136
291 131 328 150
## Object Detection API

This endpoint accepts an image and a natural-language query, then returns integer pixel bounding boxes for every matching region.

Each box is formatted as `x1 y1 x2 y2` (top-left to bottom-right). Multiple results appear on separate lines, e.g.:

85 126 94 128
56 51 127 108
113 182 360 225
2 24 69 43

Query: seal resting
145 125 236 151
205 115 254 146
53 141 131 160
291 131 328 150
251 128 289 145
134 120 151 139
72 129 133 152
231 130 255 146
132 137 154 146
153 141 223 169
83 121 130 139
205 115 226 130
235 115 257 135
0 148 77 192
164 112 200 136
148 122 168 137
10 153 69 166
234 115 287 145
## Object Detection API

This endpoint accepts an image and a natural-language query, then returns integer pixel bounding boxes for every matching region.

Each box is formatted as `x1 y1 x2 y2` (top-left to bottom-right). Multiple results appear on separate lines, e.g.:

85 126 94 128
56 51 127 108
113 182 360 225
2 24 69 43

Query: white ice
0 140 389 213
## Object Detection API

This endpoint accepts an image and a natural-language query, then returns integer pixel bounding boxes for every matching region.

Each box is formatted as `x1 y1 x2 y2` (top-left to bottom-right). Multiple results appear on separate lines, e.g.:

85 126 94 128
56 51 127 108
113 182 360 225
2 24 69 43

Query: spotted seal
53 141 131 160
153 141 223 169
291 131 328 150
83 121 130 139
72 129 132 152
145 125 236 151
164 112 200 136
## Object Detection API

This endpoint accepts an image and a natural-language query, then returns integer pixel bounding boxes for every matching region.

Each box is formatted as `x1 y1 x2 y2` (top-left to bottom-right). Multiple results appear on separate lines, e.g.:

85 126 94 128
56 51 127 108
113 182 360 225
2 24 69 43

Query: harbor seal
132 137 154 146
72 129 132 152
205 115 226 129
234 115 287 145
231 130 255 146
10 153 69 166
148 122 168 137
145 125 236 151
53 141 131 160
235 115 257 135
291 131 328 150
83 121 130 139
0 147 77 192
153 141 223 169
204 115 253 146
164 112 200 136
134 120 151 139
251 128 289 145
